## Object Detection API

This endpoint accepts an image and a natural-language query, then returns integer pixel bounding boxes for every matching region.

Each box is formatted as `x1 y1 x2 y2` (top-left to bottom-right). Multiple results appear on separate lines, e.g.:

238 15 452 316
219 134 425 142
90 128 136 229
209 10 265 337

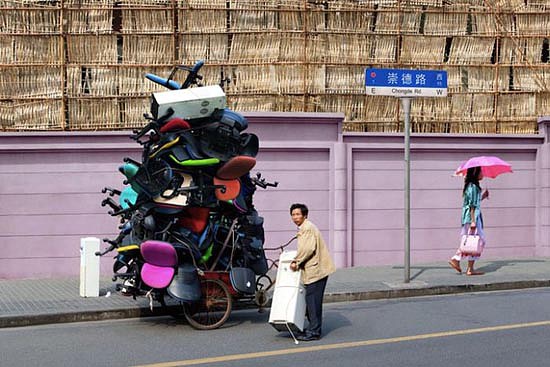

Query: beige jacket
294 219 336 285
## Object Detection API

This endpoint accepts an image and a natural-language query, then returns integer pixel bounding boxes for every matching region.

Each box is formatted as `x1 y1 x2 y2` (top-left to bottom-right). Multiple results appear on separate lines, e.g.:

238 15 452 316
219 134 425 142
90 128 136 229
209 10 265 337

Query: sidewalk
1 257 549 328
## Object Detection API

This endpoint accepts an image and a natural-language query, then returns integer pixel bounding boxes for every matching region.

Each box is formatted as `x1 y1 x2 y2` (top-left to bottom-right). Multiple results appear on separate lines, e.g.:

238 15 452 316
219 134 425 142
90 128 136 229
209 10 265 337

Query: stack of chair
101 64 275 300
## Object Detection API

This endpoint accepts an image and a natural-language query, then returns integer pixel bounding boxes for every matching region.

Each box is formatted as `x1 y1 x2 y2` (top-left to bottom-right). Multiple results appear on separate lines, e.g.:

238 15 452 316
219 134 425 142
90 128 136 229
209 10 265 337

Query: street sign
365 68 447 97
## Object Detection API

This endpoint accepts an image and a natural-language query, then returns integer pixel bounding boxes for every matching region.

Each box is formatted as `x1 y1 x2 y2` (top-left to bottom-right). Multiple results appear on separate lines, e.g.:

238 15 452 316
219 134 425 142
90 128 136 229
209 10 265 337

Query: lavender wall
1 113 549 279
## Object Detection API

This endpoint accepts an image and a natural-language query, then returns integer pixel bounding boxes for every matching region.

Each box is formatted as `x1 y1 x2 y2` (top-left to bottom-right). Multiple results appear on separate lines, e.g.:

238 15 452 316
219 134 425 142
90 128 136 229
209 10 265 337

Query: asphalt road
2 288 550 367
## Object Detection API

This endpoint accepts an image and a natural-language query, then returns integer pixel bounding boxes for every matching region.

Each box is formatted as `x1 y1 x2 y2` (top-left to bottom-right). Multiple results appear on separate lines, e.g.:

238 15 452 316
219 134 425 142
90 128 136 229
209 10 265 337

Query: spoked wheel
183 278 232 330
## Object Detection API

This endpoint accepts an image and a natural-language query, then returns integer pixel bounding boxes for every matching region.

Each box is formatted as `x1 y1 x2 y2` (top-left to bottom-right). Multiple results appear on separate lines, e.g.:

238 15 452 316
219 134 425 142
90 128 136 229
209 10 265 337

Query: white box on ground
269 250 306 333
151 85 226 120
80 237 100 297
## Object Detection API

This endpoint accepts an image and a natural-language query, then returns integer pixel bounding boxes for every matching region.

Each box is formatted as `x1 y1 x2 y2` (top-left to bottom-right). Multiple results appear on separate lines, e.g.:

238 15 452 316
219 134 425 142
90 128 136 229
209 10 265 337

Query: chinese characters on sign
365 68 448 97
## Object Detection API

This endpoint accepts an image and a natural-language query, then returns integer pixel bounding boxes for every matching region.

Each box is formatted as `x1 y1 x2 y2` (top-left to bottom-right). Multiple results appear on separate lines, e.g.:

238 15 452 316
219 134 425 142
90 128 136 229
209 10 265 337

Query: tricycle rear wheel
183 278 232 330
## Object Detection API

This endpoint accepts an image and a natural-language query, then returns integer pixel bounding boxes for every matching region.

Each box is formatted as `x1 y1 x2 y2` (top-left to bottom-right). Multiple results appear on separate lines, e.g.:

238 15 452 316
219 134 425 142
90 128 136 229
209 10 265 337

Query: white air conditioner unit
151 85 226 121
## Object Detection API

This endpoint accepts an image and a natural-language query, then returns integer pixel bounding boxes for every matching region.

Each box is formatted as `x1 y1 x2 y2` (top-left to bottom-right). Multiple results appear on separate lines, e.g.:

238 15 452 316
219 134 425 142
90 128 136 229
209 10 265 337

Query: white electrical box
151 85 226 120
80 237 100 297
269 250 306 333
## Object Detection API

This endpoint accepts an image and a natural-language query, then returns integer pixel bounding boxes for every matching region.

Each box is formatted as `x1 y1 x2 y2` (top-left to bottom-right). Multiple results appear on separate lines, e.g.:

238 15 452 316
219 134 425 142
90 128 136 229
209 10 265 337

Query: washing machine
268 250 306 333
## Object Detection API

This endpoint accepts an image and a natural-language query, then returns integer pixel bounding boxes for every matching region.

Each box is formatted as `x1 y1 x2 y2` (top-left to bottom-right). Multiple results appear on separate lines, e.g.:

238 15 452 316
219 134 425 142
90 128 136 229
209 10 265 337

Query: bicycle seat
178 207 210 234
239 133 259 158
159 117 191 133
216 156 256 180
153 172 193 209
119 186 138 209
213 177 240 201
140 240 178 289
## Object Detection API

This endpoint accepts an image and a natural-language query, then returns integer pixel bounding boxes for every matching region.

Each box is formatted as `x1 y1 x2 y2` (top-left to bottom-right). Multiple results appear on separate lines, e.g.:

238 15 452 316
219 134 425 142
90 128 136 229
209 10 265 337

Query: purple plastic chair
140 240 178 289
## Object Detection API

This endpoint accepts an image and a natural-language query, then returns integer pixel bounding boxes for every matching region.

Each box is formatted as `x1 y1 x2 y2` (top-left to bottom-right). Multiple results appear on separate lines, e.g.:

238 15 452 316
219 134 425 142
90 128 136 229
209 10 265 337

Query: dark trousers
304 276 328 336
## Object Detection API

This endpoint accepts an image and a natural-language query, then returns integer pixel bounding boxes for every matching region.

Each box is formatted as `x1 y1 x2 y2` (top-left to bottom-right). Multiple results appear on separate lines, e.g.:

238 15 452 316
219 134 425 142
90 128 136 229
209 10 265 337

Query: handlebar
251 172 278 189
181 60 204 89
145 60 204 91
102 187 121 196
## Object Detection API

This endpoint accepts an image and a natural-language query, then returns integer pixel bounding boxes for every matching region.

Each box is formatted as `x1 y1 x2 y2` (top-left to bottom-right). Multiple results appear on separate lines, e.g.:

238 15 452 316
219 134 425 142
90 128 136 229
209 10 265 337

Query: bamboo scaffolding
448 36 495 64
279 34 306 62
326 66 364 94
326 34 372 64
308 65 325 94
64 3 113 34
197 65 226 87
229 34 279 63
1 99 64 131
497 93 536 121
227 95 276 112
121 97 149 128
466 66 506 92
423 5 468 35
231 65 276 94
536 93 550 116
178 8 226 32
67 66 117 97
0 7 60 34
279 10 304 31
68 98 120 130
525 0 550 9
123 35 173 64
1 1 548 133
485 0 526 10
121 8 173 34
371 35 398 63
400 36 446 63
374 7 422 34
179 34 228 63
276 64 304 94
0 35 62 64
307 34 328 63
66 35 117 63
118 66 173 95
325 1 373 32
470 9 514 36
307 1 326 31
500 37 546 64
516 13 550 36
229 0 278 31
0 66 62 98
274 95 308 112
513 67 550 92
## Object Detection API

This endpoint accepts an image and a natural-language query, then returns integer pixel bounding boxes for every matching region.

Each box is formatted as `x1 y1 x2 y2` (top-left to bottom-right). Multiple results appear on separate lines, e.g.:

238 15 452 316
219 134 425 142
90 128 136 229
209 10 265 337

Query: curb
324 280 550 303
2 280 549 329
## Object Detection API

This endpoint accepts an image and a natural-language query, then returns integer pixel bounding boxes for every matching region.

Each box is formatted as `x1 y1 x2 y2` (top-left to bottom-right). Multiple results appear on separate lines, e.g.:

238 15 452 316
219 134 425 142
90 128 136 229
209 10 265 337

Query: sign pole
365 68 447 284
401 97 411 284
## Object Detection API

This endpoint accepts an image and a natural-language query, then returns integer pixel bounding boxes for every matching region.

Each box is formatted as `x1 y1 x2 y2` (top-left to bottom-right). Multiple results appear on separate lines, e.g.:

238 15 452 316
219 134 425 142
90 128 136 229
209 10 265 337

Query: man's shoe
296 333 320 341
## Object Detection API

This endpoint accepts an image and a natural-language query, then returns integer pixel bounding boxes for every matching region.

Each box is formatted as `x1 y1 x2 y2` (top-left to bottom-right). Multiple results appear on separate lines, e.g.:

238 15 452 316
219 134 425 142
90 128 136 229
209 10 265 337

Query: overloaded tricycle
97 60 285 329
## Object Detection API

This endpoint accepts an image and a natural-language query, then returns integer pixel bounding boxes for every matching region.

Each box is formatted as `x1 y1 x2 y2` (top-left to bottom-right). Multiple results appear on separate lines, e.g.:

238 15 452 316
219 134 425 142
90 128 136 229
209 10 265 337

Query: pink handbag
460 229 483 256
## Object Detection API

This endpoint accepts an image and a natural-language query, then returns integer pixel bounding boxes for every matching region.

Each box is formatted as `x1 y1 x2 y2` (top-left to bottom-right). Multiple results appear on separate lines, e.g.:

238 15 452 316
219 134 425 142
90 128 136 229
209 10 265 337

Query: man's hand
482 189 489 200
290 261 298 271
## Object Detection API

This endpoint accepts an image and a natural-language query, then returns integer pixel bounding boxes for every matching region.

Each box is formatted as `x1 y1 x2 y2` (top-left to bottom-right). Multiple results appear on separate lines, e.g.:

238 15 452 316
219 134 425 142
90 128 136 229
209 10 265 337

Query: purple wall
1 113 549 279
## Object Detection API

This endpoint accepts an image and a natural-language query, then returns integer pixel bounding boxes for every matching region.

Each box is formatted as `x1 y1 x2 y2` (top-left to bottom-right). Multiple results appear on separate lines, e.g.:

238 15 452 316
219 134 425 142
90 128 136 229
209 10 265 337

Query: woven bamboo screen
1 0 548 133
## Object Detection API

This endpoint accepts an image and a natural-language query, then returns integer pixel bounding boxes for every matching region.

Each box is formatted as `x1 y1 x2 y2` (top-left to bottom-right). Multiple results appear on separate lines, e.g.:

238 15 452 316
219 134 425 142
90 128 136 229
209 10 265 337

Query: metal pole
401 97 411 283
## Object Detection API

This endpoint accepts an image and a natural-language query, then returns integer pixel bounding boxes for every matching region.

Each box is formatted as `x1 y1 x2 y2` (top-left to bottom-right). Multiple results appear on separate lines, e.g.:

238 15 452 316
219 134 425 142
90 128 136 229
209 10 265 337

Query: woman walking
449 166 489 276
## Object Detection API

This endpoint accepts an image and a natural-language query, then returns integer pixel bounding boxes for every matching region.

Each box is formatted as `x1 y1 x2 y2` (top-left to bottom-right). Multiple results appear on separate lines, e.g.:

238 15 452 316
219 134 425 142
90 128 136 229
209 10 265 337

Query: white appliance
151 85 226 120
269 250 306 333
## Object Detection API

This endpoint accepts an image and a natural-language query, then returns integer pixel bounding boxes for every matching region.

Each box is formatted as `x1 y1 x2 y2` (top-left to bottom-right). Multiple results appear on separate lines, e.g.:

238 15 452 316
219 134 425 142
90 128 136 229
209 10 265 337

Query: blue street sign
365 68 448 97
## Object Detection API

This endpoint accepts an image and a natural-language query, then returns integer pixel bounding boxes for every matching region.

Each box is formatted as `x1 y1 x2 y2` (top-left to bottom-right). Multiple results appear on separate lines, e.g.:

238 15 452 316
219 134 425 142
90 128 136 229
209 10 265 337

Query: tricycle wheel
183 278 232 330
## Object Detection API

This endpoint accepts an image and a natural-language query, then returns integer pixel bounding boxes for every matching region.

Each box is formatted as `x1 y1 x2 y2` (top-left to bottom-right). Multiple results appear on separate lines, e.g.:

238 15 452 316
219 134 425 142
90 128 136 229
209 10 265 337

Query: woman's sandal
466 270 484 276
448 260 462 274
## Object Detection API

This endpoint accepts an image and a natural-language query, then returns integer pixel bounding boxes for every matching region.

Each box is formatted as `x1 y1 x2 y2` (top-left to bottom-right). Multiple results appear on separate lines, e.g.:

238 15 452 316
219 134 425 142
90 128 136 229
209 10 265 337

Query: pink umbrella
454 156 512 178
